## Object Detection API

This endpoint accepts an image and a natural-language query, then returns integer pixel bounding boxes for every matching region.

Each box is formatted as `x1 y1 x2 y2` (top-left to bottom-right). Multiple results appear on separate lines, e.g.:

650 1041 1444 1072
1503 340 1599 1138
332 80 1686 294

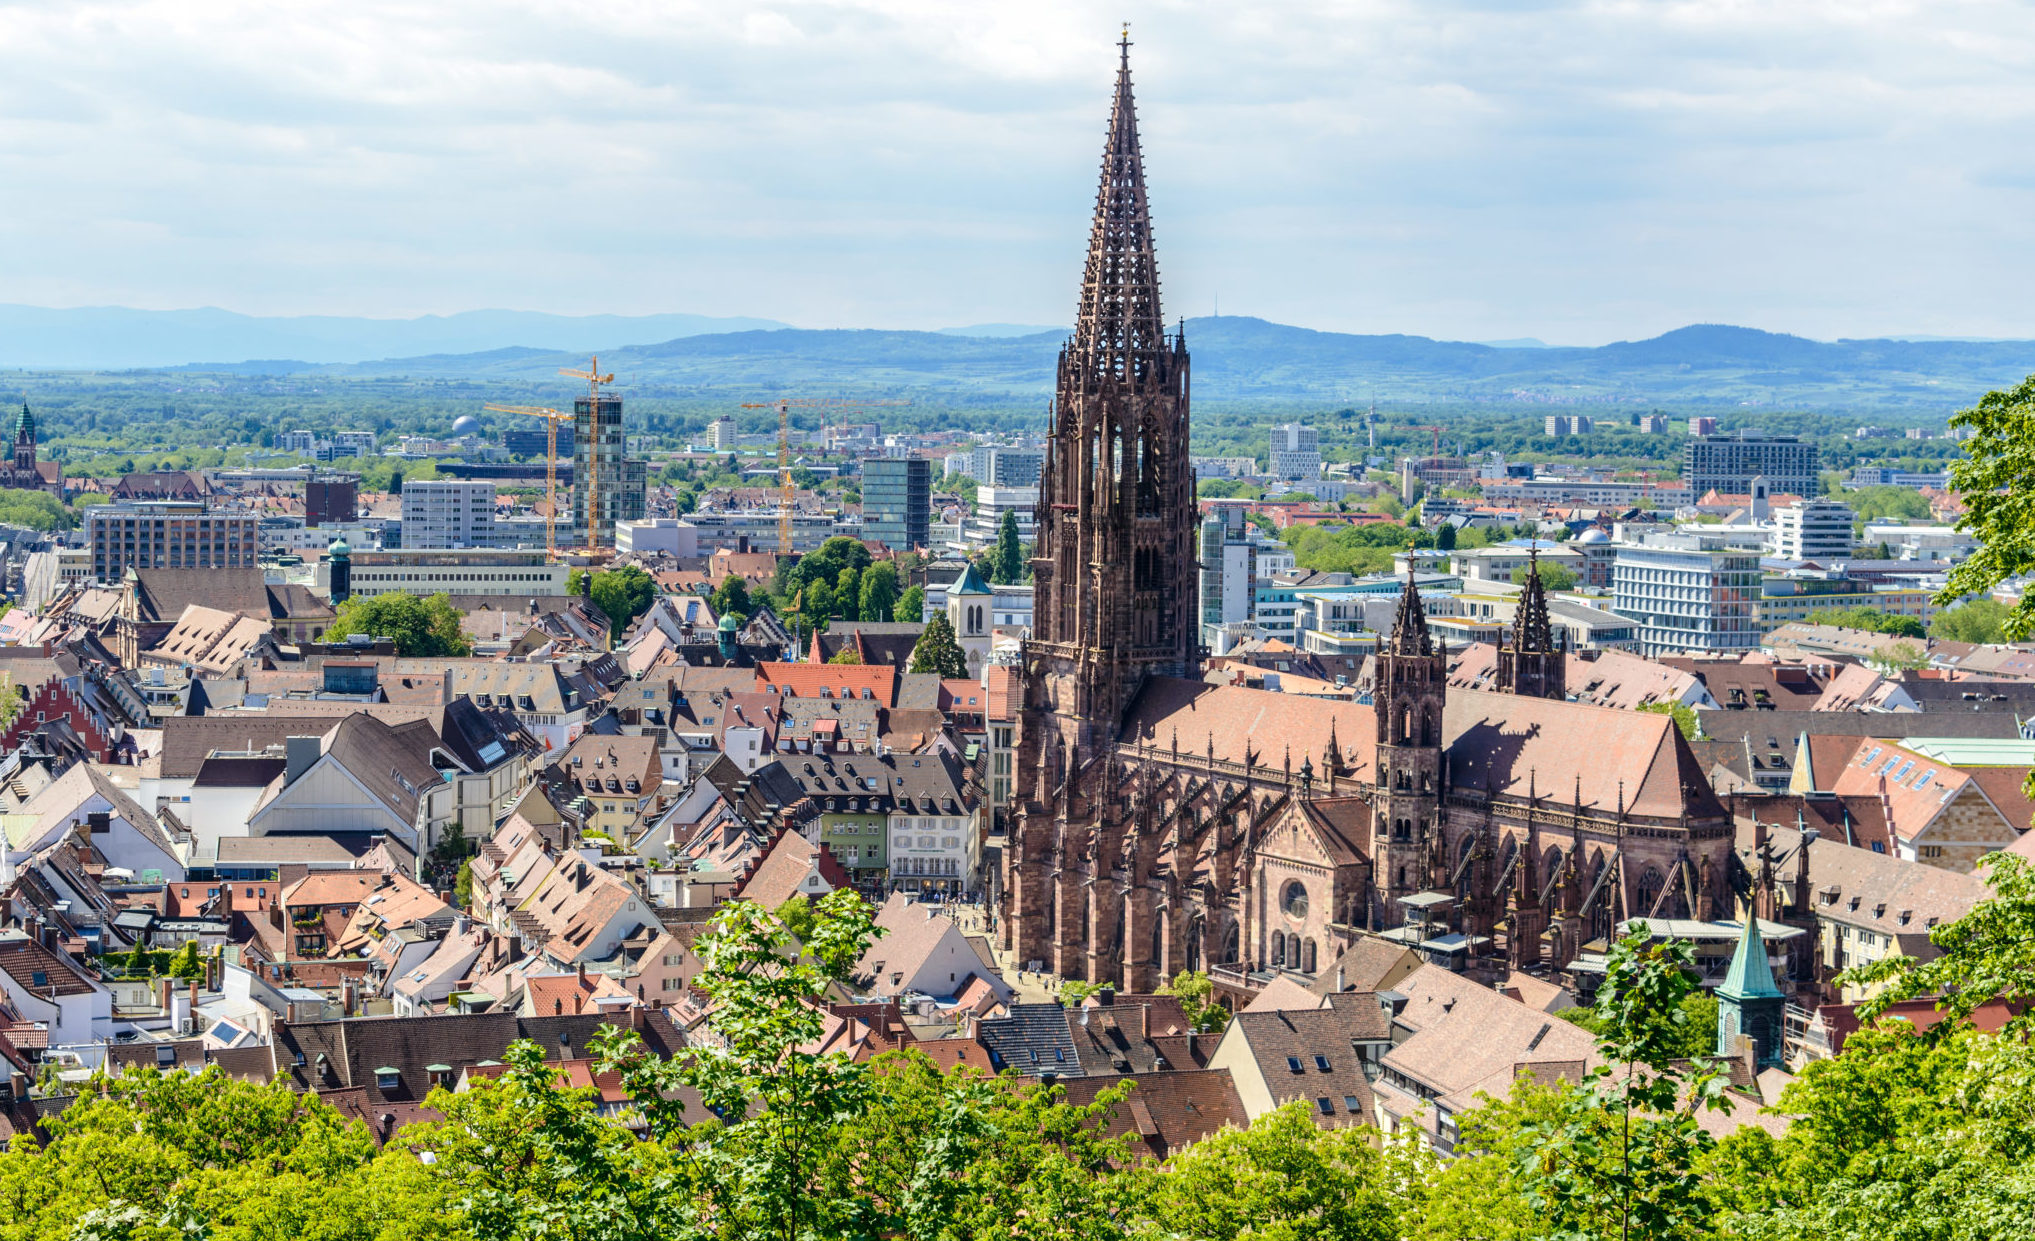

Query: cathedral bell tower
1497 548 1566 699
1004 33 1197 978
14 403 37 477
1372 570 1447 915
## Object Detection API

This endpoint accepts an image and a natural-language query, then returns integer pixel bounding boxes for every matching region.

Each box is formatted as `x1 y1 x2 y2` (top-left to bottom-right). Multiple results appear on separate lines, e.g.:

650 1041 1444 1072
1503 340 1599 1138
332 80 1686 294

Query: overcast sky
3 0 2034 343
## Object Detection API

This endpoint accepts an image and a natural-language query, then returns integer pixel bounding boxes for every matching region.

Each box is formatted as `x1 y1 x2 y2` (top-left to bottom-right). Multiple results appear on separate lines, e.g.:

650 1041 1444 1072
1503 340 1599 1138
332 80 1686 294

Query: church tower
1371 571 1447 912
14 403 37 477
1006 34 1197 978
1497 548 1566 699
1717 912 1787 1069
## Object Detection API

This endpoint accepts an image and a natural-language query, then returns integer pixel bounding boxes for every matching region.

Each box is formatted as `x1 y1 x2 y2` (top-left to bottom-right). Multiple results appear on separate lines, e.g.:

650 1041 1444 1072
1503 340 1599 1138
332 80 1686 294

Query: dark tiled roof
1058 1068 1251 1161
977 1003 1082 1076
133 568 270 624
1696 711 2022 750
1228 1007 1382 1129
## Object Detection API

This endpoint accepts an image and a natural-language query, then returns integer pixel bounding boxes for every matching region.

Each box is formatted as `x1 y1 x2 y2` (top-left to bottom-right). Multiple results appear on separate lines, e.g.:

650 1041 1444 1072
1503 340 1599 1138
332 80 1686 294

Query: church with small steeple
1 403 63 495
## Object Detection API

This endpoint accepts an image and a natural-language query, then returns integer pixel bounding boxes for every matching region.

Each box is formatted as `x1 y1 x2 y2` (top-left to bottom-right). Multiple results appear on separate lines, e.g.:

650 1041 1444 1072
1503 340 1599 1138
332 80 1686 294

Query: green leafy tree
1512 561 1578 591
835 567 862 619
1937 374 2035 639
1846 483 1932 525
1515 922 1728 1241
0 487 76 532
1133 1102 1408 1241
570 566 657 639
894 583 926 624
710 574 752 622
1157 969 1229 1033
858 561 900 622
324 592 472 657
454 860 474 910
165 941 204 981
1869 638 1932 673
827 646 864 665
589 889 883 1241
1637 701 1700 741
993 510 1026 583
1806 605 1926 639
1435 523 1457 551
908 613 969 679
1931 596 2013 644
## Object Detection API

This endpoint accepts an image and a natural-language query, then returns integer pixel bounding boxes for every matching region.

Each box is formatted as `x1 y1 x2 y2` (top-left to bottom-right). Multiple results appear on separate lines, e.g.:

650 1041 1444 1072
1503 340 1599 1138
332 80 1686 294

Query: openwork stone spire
1388 566 1434 657
1512 548 1556 654
1070 32 1169 384
1498 547 1567 700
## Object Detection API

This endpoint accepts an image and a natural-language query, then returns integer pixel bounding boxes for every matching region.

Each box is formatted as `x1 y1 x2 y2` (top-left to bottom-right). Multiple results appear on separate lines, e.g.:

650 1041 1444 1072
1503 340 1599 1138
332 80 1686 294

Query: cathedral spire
1512 547 1556 655
1070 30 1168 382
1388 565 1434 656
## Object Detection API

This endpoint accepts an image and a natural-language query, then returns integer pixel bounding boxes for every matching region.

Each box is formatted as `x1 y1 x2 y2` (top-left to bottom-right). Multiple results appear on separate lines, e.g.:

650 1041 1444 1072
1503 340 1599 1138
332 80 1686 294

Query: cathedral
2 404 62 495
999 42 1737 994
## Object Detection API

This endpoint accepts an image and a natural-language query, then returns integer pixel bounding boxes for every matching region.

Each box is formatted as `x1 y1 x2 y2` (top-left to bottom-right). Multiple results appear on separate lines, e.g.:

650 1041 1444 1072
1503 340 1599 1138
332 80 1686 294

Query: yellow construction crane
482 402 569 558
561 357 617 553
739 397 910 554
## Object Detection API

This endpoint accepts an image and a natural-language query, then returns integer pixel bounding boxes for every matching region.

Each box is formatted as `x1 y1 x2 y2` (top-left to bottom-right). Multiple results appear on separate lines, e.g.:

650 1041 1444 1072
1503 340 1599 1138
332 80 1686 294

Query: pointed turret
1497 547 1566 699
1716 911 1787 1069
1388 566 1434 656
1069 31 1169 382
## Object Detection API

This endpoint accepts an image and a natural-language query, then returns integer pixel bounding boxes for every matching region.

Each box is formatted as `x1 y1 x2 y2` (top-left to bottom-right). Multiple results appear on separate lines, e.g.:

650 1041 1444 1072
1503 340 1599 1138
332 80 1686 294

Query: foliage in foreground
16 860 2035 1241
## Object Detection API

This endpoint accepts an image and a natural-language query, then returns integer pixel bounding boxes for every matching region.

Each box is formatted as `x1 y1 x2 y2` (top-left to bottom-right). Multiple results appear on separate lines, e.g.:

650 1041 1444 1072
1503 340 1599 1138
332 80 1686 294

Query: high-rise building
1198 515 1256 647
981 447 1044 487
707 417 739 450
1268 423 1321 480
1684 431 1820 498
861 458 931 550
1611 535 1764 657
1689 417 1720 436
1769 497 1856 562
402 480 498 549
1544 415 1593 436
87 502 259 581
571 393 646 549
503 426 574 459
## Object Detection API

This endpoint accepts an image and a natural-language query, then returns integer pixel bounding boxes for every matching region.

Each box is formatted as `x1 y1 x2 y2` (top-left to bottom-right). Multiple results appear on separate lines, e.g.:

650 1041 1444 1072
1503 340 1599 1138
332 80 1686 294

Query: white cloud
0 0 2031 340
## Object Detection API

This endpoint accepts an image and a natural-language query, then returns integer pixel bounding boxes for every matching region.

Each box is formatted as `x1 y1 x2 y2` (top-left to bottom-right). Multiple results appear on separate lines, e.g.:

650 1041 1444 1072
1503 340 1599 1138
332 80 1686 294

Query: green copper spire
15 402 32 442
1718 911 1783 1001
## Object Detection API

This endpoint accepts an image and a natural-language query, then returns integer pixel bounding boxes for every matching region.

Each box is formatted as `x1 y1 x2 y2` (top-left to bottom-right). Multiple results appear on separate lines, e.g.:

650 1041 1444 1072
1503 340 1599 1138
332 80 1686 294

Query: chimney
1135 1001 1148 1042
1097 986 1115 1007
285 736 321 786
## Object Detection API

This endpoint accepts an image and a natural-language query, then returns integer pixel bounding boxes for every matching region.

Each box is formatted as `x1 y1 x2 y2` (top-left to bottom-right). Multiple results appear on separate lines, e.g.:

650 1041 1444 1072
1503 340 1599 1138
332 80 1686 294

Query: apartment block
402 480 498 550
87 502 259 581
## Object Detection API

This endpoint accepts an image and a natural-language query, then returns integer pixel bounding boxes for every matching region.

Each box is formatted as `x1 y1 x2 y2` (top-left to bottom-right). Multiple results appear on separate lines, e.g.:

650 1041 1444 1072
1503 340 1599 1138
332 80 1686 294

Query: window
1344 1095 1362 1113
1283 881 1308 920
1315 1097 1334 1116
1287 1056 1304 1074
1314 1055 1331 1072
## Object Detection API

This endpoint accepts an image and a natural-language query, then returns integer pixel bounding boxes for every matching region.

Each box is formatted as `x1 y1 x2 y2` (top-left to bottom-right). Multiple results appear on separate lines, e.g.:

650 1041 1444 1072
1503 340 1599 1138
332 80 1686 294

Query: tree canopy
1931 596 2013 645
570 566 658 639
1939 374 2035 638
1806 606 1926 639
323 592 471 657
908 612 969 679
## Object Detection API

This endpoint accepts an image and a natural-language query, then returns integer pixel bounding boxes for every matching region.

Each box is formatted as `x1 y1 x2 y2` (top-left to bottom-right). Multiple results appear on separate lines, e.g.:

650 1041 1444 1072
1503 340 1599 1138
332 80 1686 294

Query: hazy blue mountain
16 311 2035 412
286 317 2035 412
0 305 791 369
937 323 1066 337
1478 337 1551 349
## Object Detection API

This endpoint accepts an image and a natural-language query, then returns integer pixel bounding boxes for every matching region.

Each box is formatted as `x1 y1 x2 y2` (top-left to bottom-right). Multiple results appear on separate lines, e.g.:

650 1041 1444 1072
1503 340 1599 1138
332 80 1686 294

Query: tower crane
482 402 569 558
1415 425 1445 458
561 357 617 554
738 397 911 555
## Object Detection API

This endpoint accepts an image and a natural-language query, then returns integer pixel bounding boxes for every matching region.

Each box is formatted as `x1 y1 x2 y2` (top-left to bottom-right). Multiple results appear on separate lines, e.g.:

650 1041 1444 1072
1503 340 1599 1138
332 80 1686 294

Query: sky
3 0 2035 344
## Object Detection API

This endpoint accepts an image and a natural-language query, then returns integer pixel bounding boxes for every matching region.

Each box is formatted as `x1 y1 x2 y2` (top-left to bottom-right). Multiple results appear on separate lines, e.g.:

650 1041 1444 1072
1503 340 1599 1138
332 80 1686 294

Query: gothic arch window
1397 866 1407 889
1398 704 1414 744
1302 938 1317 974
1271 930 1286 967
1636 865 1667 918
1456 836 1477 897
1151 907 1164 971
1223 923 1240 966
1186 919 1204 972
